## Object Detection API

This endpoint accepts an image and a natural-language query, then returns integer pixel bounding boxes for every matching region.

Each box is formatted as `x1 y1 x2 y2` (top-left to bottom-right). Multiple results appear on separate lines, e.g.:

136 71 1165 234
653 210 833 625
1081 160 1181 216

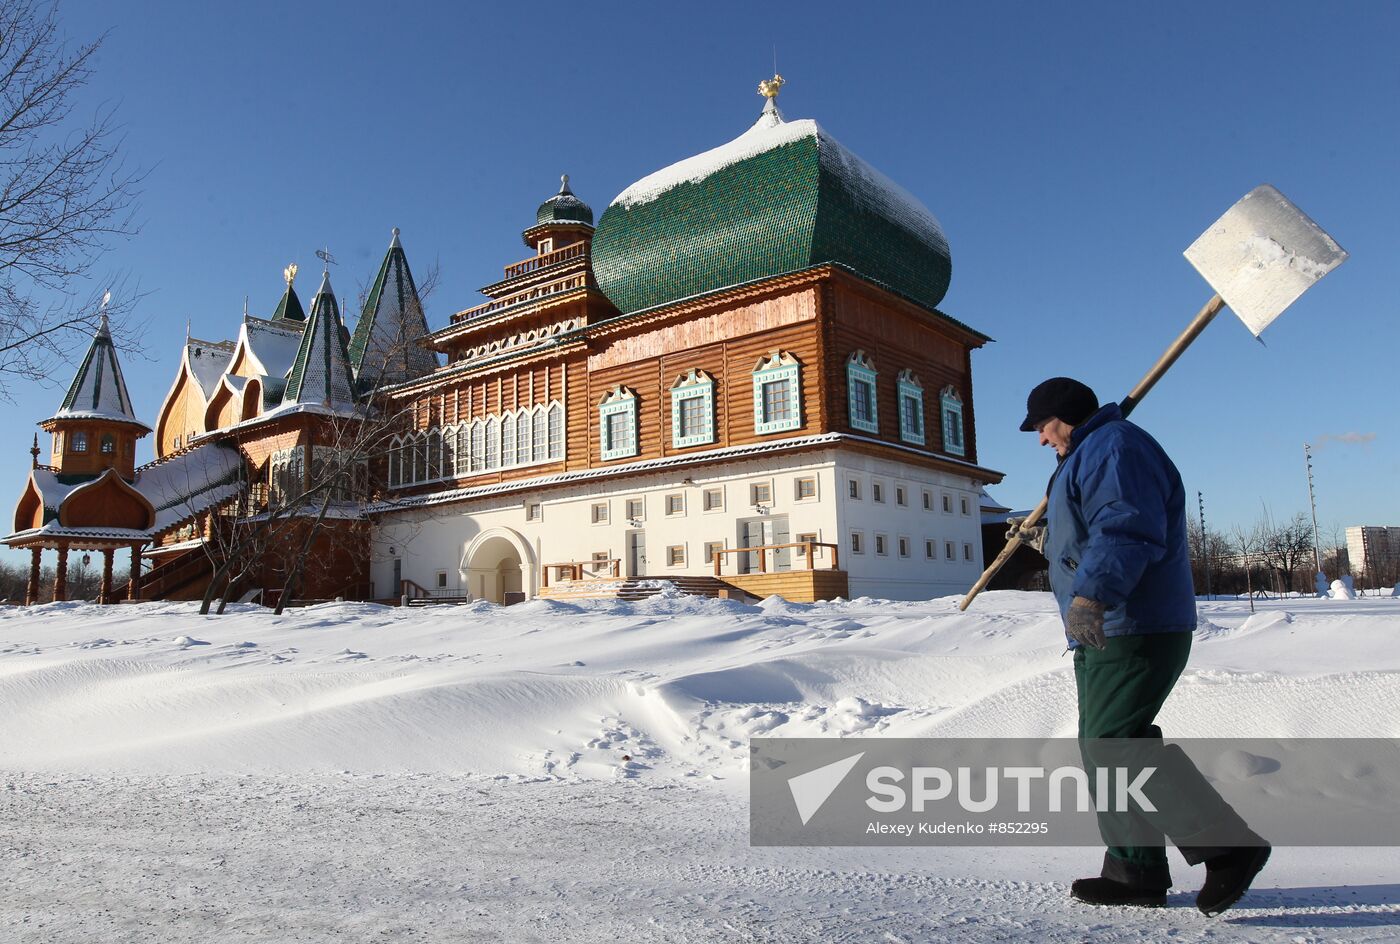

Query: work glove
1066 596 1107 650
1005 516 1047 554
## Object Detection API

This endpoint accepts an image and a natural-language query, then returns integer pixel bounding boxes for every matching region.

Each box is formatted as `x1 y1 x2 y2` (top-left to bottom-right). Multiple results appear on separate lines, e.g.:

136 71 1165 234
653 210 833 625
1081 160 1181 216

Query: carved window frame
846 351 879 434
752 352 801 436
897 370 926 446
599 386 639 461
670 369 716 449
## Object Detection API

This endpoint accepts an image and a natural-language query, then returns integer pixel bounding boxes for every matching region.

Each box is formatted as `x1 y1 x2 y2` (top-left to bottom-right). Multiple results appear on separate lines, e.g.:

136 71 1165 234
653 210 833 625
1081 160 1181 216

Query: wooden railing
712 541 840 576
451 273 588 324
501 242 587 281
541 558 621 587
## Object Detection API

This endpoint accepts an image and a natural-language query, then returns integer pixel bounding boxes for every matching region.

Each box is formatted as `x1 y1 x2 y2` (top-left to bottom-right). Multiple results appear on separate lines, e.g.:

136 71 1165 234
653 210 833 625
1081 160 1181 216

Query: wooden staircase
119 546 214 601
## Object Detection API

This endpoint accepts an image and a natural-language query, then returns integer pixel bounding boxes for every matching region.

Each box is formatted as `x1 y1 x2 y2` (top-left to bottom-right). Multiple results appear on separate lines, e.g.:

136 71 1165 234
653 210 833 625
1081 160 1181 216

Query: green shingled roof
282 272 357 407
591 106 952 317
536 174 594 226
271 281 306 322
348 229 436 391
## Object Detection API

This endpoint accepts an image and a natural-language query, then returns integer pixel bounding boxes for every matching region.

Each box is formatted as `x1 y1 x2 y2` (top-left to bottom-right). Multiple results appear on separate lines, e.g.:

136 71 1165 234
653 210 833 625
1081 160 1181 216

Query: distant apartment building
1345 526 1400 582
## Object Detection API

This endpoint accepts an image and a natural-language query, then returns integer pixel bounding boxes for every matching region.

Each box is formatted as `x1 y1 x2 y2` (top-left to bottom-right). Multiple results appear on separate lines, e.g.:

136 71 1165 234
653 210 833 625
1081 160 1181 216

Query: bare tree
1258 512 1315 595
0 0 143 397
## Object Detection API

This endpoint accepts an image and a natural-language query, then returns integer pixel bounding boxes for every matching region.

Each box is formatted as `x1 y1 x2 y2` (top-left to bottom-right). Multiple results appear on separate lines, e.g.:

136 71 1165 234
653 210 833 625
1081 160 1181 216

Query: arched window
897 370 925 446
515 412 530 465
441 424 458 477
501 411 516 467
940 386 966 457
100 434 116 454
532 408 547 462
671 369 716 448
547 402 564 460
388 436 403 487
599 386 639 460
72 431 88 453
455 425 471 476
486 417 501 470
470 421 485 473
846 351 878 433
427 428 443 480
752 352 801 436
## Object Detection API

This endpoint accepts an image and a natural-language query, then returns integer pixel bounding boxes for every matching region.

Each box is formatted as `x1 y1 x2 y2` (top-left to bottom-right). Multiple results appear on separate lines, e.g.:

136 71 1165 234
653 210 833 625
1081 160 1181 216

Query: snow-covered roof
134 442 245 534
46 314 150 431
237 318 304 381
612 103 948 257
185 339 235 399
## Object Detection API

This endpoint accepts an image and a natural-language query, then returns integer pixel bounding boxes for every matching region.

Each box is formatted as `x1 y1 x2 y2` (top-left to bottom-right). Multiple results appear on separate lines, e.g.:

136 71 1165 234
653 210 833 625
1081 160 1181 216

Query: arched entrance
461 527 535 604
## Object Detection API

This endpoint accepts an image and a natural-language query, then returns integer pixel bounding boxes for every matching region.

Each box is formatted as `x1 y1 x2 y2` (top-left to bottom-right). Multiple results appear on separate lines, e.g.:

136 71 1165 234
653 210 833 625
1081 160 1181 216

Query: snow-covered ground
2 591 1398 942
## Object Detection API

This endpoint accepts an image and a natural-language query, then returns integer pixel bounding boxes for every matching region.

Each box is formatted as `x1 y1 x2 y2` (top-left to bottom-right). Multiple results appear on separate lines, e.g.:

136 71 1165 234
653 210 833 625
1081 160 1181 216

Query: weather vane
315 248 337 272
758 73 784 100
284 262 298 286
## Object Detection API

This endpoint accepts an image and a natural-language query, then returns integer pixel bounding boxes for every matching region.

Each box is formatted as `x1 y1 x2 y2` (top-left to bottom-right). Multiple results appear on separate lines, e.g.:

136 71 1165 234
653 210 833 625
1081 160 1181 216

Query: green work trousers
1074 632 1254 890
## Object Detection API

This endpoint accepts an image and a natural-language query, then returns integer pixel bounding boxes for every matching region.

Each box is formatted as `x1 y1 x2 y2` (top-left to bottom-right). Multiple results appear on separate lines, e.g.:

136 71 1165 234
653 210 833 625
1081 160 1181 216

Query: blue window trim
599 388 639 461
753 354 801 435
846 352 879 434
897 370 925 446
940 386 965 457
670 370 716 448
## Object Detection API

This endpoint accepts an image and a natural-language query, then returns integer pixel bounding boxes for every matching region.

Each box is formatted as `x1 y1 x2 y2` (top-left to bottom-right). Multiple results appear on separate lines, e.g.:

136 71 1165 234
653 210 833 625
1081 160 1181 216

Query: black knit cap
1019 377 1099 432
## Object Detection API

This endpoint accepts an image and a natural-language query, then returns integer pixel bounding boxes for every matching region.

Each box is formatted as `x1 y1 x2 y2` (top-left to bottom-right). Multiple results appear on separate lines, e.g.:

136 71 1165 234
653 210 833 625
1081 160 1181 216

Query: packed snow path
2 592 1398 941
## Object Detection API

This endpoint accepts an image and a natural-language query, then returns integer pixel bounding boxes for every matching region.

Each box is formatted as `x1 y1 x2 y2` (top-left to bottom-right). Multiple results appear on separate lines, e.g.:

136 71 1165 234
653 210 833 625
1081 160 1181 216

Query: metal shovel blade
1183 184 1348 337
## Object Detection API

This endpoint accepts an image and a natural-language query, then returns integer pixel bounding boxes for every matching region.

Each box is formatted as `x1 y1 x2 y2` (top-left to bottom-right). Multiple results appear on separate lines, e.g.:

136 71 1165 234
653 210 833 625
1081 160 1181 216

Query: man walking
1011 377 1270 916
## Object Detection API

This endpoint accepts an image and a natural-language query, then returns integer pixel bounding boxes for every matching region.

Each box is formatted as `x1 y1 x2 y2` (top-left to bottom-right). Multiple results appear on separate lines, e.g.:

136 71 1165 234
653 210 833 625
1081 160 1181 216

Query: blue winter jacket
1044 403 1196 646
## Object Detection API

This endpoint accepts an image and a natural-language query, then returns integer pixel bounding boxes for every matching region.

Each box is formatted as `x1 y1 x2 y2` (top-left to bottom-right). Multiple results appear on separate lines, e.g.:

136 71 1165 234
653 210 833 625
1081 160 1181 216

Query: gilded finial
284 262 298 287
758 74 785 100
31 433 40 469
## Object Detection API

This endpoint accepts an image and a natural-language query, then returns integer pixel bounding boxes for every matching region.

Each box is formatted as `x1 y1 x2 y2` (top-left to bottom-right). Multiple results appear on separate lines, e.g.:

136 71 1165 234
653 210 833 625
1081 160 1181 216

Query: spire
282 271 357 407
757 73 785 127
271 262 306 322
534 175 594 227
348 228 436 391
49 312 147 429
31 433 40 468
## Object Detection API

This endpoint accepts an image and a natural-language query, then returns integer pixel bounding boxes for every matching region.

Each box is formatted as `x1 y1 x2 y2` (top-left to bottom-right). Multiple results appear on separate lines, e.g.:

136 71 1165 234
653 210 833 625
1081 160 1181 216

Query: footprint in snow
336 648 369 660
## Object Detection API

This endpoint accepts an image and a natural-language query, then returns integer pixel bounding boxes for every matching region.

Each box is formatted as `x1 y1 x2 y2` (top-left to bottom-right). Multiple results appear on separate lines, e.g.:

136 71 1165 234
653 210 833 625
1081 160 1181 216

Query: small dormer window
100 434 115 454
538 238 553 255
72 431 88 453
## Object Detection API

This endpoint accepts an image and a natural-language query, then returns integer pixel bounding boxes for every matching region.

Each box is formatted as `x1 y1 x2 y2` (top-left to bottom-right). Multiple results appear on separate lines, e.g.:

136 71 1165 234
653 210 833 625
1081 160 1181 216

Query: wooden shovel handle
959 293 1226 612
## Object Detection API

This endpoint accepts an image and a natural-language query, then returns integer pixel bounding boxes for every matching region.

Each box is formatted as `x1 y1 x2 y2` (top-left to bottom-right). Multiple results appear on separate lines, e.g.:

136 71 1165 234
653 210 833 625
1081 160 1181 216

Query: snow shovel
959 184 1347 611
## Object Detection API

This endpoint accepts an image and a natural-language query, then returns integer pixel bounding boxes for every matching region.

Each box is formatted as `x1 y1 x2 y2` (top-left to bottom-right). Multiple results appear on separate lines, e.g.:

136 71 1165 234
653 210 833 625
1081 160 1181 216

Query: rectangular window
436 571 448 589
763 380 791 423
754 357 801 435
964 543 974 561
600 393 638 461
750 482 772 505
850 378 874 425
591 550 611 575
794 477 817 501
872 482 884 503
591 502 609 525
945 541 956 560
895 485 907 506
942 493 953 514
960 496 971 516
605 412 629 452
703 488 724 512
626 498 644 521
678 396 706 438
525 502 542 522
796 531 820 564
851 531 865 554
704 541 725 564
923 490 932 511
875 534 888 556
898 537 910 558
848 479 861 500
665 493 685 516
73 431 87 453
667 545 686 567
925 540 936 559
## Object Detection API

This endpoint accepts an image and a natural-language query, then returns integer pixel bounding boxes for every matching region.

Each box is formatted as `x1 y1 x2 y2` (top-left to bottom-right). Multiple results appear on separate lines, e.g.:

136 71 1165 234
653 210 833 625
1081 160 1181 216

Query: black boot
1070 877 1167 908
1196 844 1271 916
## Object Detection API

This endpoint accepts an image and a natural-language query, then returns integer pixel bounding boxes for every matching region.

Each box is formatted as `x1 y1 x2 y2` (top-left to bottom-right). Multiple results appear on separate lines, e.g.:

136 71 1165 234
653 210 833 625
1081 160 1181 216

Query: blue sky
6 0 1396 565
